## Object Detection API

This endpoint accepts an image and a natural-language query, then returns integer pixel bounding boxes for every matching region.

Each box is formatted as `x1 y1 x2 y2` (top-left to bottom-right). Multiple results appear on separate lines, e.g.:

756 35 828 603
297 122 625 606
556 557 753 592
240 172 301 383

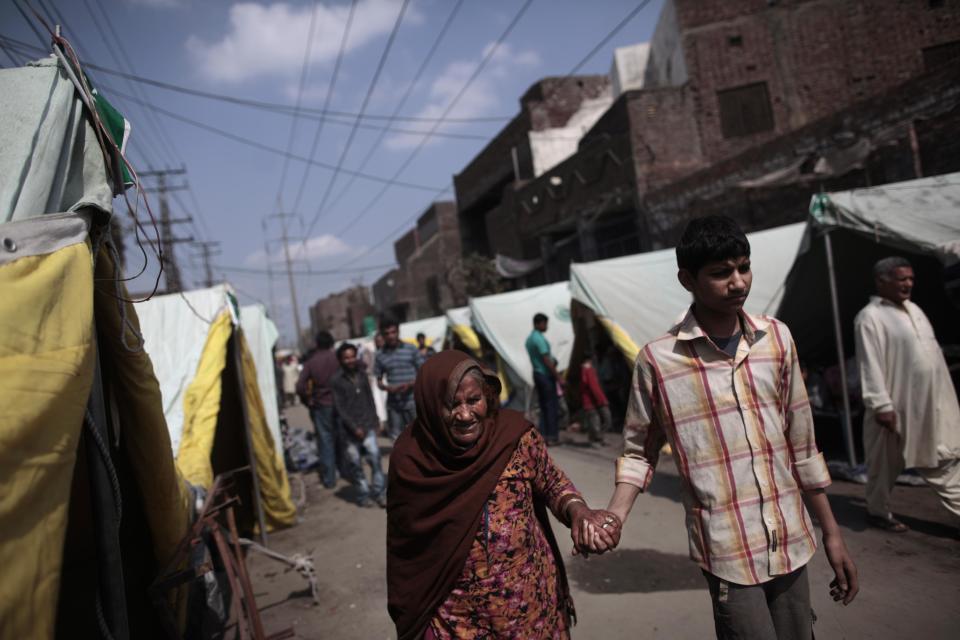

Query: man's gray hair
873 256 912 280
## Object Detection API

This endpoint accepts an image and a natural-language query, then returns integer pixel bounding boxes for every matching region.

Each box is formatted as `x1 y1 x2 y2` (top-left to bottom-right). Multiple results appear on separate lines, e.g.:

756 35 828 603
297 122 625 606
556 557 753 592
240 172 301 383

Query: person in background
417 332 437 359
375 319 422 440
854 256 960 533
296 331 340 489
331 342 386 508
281 355 300 407
595 216 857 639
525 312 563 446
579 350 611 447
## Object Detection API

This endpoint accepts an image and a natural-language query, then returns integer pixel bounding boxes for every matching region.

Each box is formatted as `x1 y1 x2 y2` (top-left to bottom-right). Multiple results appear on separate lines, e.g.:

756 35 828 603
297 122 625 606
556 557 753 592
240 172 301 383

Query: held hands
568 504 622 557
823 532 859 605
875 410 897 432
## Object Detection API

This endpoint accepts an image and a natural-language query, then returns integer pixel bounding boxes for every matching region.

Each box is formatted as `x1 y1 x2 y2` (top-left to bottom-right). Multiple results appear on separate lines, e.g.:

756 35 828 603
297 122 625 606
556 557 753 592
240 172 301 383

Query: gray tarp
0 57 113 223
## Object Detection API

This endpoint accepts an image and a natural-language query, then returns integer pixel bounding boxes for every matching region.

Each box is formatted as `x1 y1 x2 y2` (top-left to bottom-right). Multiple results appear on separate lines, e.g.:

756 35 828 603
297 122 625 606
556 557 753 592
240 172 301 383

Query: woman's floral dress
427 429 580 639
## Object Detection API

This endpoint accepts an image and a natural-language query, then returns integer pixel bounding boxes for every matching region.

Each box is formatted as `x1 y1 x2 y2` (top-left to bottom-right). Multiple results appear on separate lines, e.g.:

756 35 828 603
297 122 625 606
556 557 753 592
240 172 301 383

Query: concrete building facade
309 285 375 341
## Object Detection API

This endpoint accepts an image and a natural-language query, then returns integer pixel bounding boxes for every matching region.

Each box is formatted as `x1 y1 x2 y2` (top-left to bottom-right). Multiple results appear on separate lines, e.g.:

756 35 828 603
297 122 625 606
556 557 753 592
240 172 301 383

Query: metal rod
232 328 269 545
85 344 131 639
823 230 858 467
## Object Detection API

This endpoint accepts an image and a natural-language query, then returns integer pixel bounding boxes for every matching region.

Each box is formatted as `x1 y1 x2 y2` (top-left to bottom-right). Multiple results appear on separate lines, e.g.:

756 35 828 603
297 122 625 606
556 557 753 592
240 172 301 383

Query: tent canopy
571 223 808 360
399 314 447 348
778 173 960 365
470 281 573 387
240 303 281 450
137 285 295 530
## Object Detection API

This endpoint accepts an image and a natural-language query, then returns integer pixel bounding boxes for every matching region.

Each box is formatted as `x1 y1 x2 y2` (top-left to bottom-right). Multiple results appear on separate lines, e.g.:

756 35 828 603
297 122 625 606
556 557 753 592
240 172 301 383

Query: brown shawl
386 351 572 639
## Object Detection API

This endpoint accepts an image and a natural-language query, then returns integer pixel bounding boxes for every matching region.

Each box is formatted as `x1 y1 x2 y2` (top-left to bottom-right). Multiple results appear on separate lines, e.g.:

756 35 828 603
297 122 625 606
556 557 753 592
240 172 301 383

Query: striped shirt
616 308 831 586
374 342 421 406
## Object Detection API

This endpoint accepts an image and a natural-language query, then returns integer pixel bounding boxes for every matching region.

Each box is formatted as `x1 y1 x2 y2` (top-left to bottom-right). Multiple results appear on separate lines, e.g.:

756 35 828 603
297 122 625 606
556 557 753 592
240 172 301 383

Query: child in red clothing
579 351 611 446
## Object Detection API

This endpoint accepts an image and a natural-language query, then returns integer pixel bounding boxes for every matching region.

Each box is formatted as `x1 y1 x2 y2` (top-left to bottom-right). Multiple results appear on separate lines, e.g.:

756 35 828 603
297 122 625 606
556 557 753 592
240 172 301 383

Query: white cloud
245 234 364 266
187 0 418 83
385 42 540 150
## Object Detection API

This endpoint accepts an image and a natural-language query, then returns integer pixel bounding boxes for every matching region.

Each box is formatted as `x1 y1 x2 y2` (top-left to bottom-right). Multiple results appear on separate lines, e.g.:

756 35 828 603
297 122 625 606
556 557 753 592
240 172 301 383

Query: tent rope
238 538 319 605
104 233 145 353
84 408 123 526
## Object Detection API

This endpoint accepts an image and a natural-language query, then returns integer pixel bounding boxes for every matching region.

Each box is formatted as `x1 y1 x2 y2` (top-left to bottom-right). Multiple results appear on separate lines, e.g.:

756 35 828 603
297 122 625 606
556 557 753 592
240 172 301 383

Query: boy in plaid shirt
594 216 858 639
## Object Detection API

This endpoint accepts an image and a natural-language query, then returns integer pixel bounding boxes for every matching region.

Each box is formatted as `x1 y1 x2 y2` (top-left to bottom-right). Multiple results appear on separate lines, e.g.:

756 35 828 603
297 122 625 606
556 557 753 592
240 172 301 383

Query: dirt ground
247 405 960 639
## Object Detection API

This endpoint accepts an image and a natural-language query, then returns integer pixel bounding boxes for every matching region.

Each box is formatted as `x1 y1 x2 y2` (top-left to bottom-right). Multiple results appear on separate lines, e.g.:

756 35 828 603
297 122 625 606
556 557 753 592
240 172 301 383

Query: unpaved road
248 405 960 639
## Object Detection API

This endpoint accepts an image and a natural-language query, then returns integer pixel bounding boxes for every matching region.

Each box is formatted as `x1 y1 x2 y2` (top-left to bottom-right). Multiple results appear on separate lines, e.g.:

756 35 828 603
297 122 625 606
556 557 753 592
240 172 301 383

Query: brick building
372 201 467 322
309 284 375 341
458 0 960 282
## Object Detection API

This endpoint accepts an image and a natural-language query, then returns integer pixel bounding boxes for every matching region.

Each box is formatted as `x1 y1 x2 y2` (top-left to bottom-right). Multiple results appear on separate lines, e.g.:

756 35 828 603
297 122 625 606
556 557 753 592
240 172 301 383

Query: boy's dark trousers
702 566 814 639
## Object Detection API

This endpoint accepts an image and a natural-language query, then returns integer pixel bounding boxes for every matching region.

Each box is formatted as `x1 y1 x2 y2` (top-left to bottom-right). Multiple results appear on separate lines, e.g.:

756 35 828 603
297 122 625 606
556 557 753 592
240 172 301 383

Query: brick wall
310 285 375 341
677 0 960 162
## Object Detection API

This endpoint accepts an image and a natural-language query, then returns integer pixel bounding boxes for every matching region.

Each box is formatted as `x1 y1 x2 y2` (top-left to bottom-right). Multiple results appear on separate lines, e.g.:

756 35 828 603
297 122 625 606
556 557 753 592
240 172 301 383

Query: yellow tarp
177 311 296 529
0 241 95 639
93 249 193 575
597 315 641 363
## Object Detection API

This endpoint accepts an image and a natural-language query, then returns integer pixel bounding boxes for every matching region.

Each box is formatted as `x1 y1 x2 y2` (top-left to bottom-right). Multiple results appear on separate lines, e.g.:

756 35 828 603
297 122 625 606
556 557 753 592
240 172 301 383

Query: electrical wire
92 83 445 192
214 262 396 276
0 32 514 124
323 0 466 218
301 0 412 239
287 0 357 216
272 0 319 215
329 0 535 240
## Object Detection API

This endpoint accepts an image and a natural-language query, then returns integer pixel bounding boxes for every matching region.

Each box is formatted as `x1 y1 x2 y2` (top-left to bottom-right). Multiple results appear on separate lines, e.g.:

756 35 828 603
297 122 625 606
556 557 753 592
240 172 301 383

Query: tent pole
823 230 858 468
233 329 269 545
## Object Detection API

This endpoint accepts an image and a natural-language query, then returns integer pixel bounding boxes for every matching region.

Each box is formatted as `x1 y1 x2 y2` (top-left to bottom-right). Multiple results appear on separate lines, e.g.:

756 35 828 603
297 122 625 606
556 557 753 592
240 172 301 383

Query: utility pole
195 241 222 288
261 219 277 322
141 168 192 293
267 212 304 349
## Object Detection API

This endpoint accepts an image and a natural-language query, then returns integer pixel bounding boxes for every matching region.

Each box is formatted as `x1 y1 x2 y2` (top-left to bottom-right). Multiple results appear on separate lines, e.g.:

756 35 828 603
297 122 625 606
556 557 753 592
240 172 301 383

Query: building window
922 40 960 72
728 35 743 47
717 82 775 139
426 276 441 314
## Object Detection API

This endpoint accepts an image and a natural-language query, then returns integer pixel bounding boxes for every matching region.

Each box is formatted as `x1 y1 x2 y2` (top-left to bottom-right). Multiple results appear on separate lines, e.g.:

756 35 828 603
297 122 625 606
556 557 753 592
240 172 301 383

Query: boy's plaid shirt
617 308 831 585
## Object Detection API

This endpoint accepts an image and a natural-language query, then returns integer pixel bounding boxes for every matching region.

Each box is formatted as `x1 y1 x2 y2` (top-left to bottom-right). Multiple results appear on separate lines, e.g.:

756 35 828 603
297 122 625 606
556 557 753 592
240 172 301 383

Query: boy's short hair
379 316 399 332
676 215 750 275
315 331 335 350
533 312 548 325
336 342 356 361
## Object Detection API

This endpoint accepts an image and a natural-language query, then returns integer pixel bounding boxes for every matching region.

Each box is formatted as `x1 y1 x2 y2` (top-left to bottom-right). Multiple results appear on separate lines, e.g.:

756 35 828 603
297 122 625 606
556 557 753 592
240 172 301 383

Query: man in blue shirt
374 319 422 439
526 312 563 445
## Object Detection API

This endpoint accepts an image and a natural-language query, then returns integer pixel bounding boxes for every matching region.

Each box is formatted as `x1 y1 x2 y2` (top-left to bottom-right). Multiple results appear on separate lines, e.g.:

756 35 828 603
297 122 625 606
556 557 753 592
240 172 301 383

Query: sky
0 0 664 346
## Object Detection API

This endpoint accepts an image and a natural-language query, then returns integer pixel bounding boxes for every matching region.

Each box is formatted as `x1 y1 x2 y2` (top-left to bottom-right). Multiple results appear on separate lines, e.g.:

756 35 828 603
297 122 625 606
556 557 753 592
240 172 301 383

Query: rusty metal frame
149 471 293 640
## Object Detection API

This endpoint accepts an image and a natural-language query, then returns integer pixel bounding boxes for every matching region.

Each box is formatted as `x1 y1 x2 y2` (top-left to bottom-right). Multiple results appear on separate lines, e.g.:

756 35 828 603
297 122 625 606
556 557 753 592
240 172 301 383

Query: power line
91 84 445 192
272 0 319 216
302 0 412 239
0 32 514 124
215 262 397 276
330 0 535 240
288 0 357 216
333 0 656 272
323 0 466 218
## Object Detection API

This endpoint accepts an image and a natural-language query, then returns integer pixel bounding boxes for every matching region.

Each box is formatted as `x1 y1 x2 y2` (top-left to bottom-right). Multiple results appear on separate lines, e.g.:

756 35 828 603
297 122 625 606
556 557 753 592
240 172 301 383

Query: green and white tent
571 223 807 361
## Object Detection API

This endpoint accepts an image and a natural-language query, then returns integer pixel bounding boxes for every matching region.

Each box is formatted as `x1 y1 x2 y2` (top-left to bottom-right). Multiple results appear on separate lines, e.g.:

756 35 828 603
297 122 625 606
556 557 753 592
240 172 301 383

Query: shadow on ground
568 548 704 594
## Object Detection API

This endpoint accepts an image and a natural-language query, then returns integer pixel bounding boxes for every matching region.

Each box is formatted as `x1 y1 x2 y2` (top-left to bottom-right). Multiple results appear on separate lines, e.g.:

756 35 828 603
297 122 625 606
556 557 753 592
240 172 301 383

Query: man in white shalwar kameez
854 257 960 533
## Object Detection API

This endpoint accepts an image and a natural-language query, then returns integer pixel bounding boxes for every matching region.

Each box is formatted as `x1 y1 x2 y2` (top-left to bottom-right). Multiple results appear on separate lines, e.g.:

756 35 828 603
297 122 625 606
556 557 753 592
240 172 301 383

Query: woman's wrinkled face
443 374 488 449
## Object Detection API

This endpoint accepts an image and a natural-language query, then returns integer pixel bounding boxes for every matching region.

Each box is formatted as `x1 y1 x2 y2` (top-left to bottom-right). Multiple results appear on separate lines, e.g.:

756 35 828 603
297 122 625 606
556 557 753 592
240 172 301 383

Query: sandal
867 514 909 533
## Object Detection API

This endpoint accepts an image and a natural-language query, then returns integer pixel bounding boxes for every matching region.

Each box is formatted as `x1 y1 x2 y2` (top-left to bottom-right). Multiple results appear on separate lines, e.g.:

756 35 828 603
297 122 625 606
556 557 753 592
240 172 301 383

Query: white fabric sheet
240 304 282 454
399 315 447 349
571 223 807 353
137 285 231 452
469 281 573 387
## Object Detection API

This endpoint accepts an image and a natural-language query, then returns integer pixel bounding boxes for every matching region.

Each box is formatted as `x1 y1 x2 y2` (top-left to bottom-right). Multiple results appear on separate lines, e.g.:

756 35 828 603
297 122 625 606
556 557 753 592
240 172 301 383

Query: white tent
137 285 235 452
469 281 574 388
776 173 960 466
571 223 808 360
240 303 282 452
399 314 447 349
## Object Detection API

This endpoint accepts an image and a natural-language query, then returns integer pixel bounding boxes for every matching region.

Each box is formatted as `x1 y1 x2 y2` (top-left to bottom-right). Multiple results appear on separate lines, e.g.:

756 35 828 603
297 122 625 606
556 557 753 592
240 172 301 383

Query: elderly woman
387 351 620 639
